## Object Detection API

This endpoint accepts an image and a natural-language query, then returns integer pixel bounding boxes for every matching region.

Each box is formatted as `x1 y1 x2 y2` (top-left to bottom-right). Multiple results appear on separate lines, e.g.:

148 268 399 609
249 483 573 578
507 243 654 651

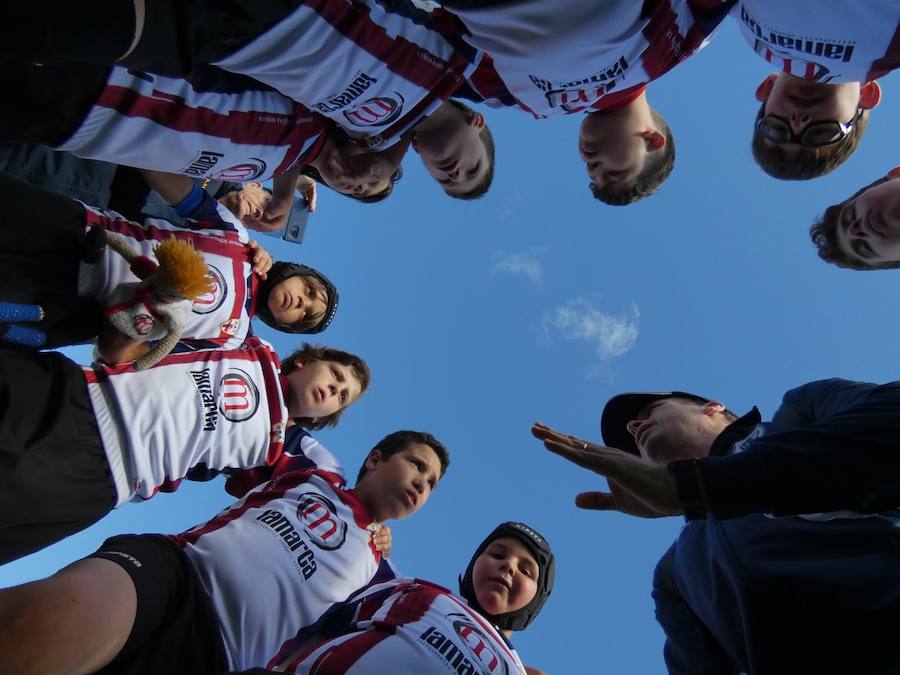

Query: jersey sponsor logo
315 72 379 114
183 150 225 177
220 318 240 336
192 265 227 314
420 620 507 675
132 313 155 336
256 508 317 580
529 57 628 111
190 368 219 431
214 159 267 182
218 368 260 422
752 40 834 81
342 94 405 128
296 493 347 551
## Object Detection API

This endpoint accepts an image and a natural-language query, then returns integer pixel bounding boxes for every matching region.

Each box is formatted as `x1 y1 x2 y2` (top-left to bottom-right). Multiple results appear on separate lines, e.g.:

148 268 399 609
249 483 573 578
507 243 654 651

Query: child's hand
247 240 273 280
96 321 151 365
296 174 318 213
372 523 392 557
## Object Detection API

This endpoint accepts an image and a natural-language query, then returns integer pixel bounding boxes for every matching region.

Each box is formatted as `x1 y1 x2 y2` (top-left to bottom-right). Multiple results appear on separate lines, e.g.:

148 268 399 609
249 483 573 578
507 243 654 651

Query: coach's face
625 398 727 464
579 109 664 193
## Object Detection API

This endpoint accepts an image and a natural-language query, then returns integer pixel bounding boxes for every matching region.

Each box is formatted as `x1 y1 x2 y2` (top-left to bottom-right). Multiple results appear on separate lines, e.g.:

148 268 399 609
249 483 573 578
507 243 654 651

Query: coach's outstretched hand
532 422 681 518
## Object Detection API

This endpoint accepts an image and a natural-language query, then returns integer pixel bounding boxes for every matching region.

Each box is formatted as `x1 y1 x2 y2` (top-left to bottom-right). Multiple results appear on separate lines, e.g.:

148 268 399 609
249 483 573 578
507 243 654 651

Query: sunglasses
755 103 863 148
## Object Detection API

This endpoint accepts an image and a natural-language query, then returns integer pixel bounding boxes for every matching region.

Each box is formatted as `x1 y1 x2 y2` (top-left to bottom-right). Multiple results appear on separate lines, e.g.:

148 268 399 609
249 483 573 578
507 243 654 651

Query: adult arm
653 548 740 675
700 380 900 518
768 378 879 429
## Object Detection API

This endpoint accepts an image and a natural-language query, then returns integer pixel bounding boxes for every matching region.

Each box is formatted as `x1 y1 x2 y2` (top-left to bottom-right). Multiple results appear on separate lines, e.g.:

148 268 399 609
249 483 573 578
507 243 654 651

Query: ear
292 358 306 371
703 402 726 416
410 132 419 153
641 129 666 152
364 448 382 473
469 112 485 130
859 81 881 110
887 166 900 178
755 74 778 102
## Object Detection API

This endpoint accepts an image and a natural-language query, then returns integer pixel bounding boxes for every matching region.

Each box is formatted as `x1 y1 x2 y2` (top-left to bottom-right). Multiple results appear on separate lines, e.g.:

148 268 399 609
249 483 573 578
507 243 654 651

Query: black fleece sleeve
699 381 900 518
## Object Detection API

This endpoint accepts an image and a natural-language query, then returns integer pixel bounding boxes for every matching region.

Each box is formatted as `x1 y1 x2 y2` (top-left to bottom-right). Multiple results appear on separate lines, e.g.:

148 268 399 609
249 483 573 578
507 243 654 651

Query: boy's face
625 398 726 464
413 109 488 195
267 275 328 327
219 182 272 228
472 537 538 618
317 143 396 198
579 110 663 191
754 74 879 153
835 177 900 265
356 443 442 521
285 359 362 419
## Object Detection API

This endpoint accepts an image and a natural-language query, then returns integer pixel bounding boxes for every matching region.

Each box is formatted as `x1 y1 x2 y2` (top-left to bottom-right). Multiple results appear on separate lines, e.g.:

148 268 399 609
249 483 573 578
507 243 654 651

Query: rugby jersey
57 66 327 181
444 0 731 117
84 336 287 505
732 1 900 82
79 201 256 350
273 578 526 675
173 440 392 670
213 0 483 149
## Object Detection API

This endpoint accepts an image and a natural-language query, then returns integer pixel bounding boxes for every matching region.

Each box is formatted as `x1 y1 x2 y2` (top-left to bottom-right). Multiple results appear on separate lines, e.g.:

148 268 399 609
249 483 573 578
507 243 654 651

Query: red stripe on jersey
306 630 392 675
377 581 441 628
867 22 900 81
640 0 706 81
83 368 107 384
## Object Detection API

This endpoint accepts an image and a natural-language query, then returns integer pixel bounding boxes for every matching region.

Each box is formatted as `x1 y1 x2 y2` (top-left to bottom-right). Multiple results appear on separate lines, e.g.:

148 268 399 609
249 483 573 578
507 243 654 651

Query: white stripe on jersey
58 66 326 181
79 203 255 349
85 337 287 505
732 1 900 83
449 0 729 117
281 578 526 675
177 465 383 670
214 0 483 148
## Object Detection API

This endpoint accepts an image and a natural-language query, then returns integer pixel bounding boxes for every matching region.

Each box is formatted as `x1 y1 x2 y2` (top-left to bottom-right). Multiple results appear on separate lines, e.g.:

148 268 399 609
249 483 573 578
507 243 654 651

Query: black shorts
89 534 228 675
0 349 116 564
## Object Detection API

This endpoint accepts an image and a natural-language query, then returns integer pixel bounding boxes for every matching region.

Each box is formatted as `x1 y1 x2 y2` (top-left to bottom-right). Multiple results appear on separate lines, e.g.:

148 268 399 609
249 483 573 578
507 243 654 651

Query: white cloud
491 251 543 285
544 298 640 361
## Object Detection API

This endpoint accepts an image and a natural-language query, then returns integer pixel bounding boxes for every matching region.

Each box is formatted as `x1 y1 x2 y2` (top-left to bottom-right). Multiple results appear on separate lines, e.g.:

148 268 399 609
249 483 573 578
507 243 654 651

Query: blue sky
3 19 900 674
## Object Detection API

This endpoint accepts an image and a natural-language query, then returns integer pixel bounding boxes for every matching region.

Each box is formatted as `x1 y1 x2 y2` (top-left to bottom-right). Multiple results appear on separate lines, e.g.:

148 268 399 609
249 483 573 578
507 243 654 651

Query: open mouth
316 387 326 403
490 577 511 591
404 490 418 508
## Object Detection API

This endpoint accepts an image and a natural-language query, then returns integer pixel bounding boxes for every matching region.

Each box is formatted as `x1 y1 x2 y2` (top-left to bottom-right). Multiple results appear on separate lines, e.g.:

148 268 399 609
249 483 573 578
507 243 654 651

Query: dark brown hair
752 110 869 181
809 174 899 270
356 430 450 484
590 108 674 206
281 343 371 429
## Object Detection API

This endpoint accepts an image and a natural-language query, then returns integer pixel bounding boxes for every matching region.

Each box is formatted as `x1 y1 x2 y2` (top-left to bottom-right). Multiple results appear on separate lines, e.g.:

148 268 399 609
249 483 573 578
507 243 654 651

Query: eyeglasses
755 103 863 148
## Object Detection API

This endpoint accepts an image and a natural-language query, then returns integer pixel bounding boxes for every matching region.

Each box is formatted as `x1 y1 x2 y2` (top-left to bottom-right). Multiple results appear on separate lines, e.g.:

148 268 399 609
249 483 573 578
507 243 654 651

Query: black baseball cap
600 391 717 456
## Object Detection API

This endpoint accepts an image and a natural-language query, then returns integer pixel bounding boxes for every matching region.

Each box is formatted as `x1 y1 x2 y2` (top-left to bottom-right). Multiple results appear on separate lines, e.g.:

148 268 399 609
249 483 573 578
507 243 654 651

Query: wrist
667 458 709 520
172 183 204 216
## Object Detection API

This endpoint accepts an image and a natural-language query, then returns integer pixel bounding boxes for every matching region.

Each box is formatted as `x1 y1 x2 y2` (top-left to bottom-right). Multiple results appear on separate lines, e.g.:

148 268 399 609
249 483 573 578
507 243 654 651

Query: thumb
575 491 618 511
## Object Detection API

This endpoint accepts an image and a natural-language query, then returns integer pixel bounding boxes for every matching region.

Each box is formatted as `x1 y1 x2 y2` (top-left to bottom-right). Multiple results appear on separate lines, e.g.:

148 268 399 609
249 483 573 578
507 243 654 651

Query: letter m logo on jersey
217 368 260 422
452 617 509 675
342 94 405 128
297 493 348 550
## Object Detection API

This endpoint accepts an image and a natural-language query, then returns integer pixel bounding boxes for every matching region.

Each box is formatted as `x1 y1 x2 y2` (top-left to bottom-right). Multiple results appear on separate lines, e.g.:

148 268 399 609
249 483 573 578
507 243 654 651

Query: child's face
267 275 328 327
414 110 488 195
579 111 659 192
835 177 900 265
219 182 272 227
356 443 442 521
318 144 397 198
472 537 539 618
285 359 363 419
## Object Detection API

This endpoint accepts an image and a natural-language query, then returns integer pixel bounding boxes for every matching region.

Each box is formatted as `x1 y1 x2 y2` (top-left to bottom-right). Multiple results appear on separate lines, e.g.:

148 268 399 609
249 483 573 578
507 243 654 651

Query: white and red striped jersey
445 0 731 117
57 66 327 181
79 203 256 350
173 441 394 671
84 336 287 505
213 0 483 149
732 1 900 82
274 578 526 675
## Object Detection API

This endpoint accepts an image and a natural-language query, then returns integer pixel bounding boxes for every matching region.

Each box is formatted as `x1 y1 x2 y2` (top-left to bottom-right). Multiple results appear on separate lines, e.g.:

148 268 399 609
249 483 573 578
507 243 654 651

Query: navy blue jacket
654 379 900 675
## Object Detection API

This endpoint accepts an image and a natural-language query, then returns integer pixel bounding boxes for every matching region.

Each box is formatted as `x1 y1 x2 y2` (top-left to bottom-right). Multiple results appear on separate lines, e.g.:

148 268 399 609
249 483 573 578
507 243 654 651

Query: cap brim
600 391 711 456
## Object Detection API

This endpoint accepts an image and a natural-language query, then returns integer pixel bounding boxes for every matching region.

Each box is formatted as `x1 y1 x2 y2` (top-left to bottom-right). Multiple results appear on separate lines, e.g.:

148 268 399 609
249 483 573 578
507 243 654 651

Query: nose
412 475 424 493
788 111 811 135
327 382 338 397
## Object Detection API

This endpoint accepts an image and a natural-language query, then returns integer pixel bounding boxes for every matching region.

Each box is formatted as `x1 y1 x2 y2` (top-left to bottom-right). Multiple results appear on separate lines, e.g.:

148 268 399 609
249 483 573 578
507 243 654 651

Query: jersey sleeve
699 380 900 518
768 378 879 429
224 427 344 498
